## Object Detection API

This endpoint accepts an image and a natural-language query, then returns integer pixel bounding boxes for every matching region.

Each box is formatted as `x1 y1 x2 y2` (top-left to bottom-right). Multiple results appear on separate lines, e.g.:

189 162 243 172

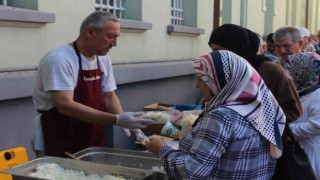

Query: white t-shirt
33 44 117 111
31 44 117 151
290 88 320 179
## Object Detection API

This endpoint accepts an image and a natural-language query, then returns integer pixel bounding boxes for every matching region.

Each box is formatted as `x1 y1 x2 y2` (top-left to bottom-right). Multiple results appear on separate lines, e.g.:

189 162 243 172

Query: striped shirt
160 107 276 179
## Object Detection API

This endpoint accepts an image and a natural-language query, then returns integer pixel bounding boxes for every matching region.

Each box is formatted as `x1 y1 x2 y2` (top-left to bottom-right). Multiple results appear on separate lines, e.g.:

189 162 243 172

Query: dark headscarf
208 24 270 69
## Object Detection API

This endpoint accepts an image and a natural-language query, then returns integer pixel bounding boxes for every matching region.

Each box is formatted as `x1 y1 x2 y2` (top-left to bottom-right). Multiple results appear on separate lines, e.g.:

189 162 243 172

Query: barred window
95 0 125 19
171 0 183 25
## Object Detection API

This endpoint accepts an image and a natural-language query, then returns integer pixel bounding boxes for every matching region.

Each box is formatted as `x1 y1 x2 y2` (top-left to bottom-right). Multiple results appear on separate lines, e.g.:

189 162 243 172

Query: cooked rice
141 111 171 124
29 163 127 180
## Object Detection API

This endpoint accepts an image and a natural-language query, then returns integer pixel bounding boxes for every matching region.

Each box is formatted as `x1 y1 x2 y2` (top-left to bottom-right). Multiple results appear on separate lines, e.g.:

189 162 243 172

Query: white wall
0 0 213 68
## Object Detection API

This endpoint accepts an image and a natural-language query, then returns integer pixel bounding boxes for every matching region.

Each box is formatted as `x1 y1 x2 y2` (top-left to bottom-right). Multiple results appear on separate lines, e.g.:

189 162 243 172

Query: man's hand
116 112 154 129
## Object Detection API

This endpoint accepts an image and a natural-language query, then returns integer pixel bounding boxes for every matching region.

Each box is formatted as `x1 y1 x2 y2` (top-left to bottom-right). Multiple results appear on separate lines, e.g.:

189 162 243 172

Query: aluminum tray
3 156 156 180
73 147 164 172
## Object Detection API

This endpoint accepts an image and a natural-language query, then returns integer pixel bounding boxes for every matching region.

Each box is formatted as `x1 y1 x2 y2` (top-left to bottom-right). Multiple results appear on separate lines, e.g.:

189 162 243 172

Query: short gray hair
80 11 119 33
273 26 302 43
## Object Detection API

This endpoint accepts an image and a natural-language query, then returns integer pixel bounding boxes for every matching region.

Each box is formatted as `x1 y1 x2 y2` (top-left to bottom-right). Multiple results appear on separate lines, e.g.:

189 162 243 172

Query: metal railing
171 0 183 25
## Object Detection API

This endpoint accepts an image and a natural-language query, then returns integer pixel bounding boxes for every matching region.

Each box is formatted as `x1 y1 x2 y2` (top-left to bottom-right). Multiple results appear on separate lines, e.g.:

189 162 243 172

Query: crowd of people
31 11 320 179
146 24 320 179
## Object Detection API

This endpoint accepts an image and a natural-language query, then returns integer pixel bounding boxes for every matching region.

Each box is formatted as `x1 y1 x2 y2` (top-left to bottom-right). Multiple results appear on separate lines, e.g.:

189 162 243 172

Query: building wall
1 0 320 160
0 0 209 159
220 0 320 36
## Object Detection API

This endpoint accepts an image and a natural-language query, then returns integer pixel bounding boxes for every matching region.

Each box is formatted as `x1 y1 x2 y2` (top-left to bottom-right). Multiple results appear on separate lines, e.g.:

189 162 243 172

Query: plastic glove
116 112 154 129
121 128 149 142
133 129 149 142
121 128 131 137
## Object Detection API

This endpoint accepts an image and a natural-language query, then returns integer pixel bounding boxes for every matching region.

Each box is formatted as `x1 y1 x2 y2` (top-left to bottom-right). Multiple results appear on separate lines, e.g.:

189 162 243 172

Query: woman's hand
158 106 183 124
145 135 168 155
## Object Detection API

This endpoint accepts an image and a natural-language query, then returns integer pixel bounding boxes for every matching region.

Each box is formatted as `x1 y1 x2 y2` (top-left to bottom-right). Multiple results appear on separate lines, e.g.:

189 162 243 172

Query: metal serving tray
3 156 156 180
73 147 164 172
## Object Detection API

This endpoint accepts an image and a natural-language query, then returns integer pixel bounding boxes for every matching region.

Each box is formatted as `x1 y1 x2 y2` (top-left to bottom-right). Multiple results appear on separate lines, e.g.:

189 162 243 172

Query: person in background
273 26 304 80
257 34 278 61
31 11 153 157
296 26 316 52
274 26 320 91
314 30 320 54
208 24 302 125
285 52 320 179
266 33 278 56
146 50 285 179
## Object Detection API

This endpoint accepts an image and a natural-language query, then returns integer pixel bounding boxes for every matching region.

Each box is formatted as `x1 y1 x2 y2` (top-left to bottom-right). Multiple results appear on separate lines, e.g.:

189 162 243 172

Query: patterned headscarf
286 52 320 95
192 50 285 159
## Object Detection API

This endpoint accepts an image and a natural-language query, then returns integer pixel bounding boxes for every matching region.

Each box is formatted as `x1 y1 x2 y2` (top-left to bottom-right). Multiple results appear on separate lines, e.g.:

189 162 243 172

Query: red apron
41 41 104 157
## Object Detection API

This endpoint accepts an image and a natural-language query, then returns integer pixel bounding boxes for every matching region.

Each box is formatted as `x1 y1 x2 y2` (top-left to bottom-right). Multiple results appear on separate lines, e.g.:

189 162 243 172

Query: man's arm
103 91 123 114
50 90 117 125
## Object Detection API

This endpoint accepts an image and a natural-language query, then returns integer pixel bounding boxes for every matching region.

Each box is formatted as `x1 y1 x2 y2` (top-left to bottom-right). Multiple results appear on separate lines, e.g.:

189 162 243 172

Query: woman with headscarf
286 52 320 179
145 50 285 179
208 25 302 179
208 24 302 125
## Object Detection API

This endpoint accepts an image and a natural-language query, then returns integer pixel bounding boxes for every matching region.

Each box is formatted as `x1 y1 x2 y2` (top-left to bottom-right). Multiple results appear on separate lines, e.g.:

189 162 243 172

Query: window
95 0 125 19
95 0 152 31
0 0 54 24
171 0 183 25
0 0 38 10
167 0 204 35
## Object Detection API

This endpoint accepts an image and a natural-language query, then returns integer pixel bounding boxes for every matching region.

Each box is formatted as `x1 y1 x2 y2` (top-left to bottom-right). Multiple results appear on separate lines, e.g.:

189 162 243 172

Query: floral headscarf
192 50 285 159
286 52 320 95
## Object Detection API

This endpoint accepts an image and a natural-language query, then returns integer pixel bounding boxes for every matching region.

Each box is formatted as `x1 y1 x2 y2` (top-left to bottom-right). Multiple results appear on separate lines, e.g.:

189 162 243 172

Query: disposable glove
121 128 149 142
116 112 153 129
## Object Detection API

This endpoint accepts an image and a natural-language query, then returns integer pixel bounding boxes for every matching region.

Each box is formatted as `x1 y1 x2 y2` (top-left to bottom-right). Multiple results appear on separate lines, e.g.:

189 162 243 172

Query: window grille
95 0 125 18
171 0 183 25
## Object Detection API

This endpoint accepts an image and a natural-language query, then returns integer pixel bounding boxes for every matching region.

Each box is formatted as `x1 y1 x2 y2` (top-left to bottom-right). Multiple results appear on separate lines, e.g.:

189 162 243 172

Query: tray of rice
73 147 165 173
3 156 158 180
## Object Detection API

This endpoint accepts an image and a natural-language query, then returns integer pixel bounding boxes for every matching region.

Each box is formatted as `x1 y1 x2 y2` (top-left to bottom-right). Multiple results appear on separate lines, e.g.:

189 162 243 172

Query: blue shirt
160 107 276 179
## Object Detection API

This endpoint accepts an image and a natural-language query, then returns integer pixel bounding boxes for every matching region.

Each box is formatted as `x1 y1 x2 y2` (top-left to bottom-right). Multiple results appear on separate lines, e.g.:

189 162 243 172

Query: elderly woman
208 24 302 125
207 24 303 180
145 50 285 179
286 52 320 179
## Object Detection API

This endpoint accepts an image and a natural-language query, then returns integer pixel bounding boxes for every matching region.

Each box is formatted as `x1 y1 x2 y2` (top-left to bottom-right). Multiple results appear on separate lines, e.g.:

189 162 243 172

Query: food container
73 147 165 173
141 111 174 136
3 156 157 180
143 103 174 111
160 122 180 138
0 147 29 171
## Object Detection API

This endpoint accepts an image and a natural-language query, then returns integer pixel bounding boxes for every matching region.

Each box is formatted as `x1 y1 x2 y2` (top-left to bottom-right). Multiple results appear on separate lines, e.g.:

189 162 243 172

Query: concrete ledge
119 19 152 30
0 5 55 23
113 60 194 84
167 24 205 35
0 70 36 101
0 60 194 101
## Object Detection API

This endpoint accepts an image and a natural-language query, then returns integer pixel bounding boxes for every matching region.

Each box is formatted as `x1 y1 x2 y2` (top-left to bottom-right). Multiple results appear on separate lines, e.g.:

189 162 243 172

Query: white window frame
171 0 183 25
95 0 125 19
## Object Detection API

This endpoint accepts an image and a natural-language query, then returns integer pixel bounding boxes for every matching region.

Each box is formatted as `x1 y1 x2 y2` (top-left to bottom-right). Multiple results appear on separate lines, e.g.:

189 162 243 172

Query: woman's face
210 43 226 52
195 74 214 101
